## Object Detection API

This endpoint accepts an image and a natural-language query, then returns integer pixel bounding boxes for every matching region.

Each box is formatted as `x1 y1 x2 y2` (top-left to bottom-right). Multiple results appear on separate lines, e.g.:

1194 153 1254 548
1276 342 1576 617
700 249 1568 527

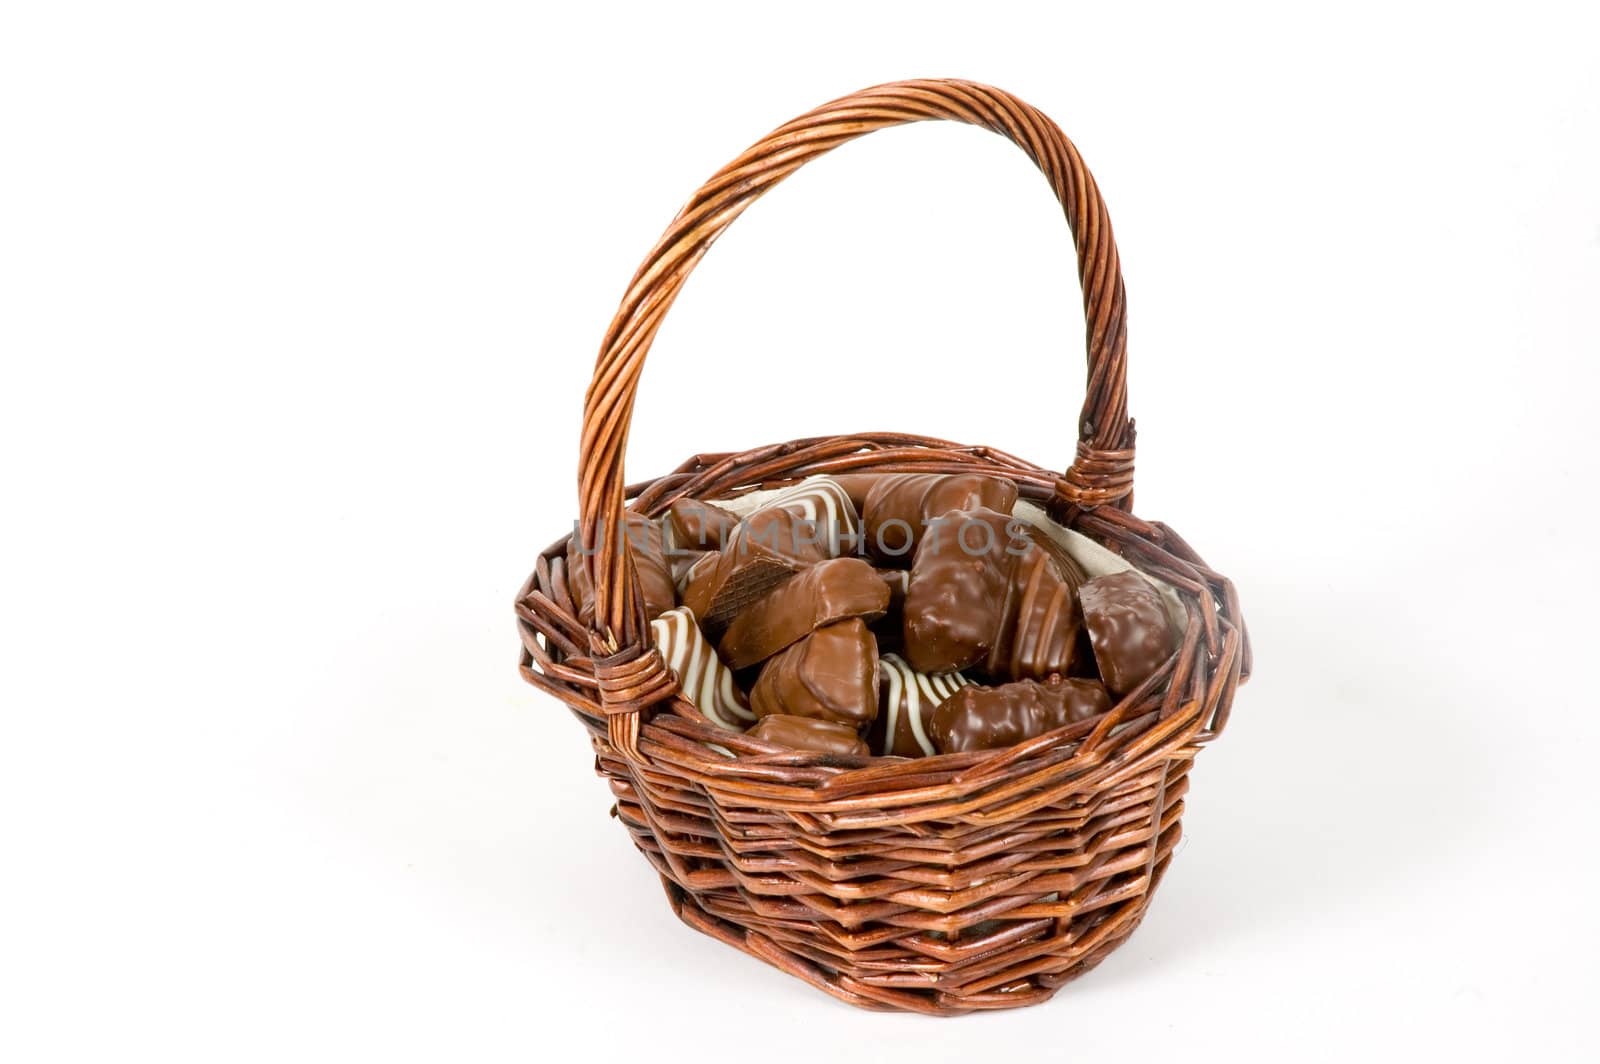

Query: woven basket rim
517 435 1248 817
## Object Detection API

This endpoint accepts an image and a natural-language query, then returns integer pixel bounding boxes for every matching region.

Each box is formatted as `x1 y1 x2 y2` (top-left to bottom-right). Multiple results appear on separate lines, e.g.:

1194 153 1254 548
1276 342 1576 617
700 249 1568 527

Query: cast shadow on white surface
1082 571 1508 988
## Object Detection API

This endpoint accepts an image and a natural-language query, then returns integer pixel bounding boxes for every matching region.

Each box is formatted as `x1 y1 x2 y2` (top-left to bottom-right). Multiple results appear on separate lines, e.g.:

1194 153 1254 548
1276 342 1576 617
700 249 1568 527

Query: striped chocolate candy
650 607 755 731
762 476 860 558
872 652 971 757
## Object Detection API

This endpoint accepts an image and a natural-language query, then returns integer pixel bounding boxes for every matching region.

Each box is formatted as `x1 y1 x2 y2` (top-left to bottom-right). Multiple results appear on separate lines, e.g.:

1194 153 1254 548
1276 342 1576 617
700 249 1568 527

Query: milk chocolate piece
985 525 1087 680
1078 570 1179 696
670 550 706 591
901 508 1019 673
650 607 754 731
719 557 889 670
678 550 720 605
930 676 1112 753
692 479 860 634
566 513 676 625
766 477 859 557
870 653 970 757
747 715 870 757
828 473 879 512
878 567 910 612
902 510 1085 680
749 619 878 727
862 473 1020 562
664 497 740 552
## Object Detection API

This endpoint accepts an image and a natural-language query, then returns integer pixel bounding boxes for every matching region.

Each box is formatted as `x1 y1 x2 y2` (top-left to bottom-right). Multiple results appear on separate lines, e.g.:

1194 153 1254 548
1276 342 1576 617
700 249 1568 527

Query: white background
4 2 1597 1061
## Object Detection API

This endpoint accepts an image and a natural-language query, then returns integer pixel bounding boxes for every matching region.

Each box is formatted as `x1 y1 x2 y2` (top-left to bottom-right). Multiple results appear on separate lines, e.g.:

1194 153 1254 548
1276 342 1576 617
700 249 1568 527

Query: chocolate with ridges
902 509 1086 680
719 557 889 670
862 473 1019 562
747 715 869 757
749 618 878 727
1078 570 1179 695
870 653 970 757
566 513 676 625
650 607 755 731
985 525 1087 680
930 676 1112 753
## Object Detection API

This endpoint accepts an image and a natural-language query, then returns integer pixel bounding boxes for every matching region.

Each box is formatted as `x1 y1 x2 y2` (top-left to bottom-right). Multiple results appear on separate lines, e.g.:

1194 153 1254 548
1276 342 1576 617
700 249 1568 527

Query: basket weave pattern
515 81 1250 1014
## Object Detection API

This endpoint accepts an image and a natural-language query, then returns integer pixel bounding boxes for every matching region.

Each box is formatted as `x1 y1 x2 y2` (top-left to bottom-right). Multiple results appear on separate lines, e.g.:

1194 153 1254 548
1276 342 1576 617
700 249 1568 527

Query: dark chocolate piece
747 715 870 757
1078 570 1179 696
749 619 878 727
664 497 741 552
930 676 1112 753
565 513 676 625
651 607 754 731
869 653 970 757
719 557 889 670
861 473 1020 563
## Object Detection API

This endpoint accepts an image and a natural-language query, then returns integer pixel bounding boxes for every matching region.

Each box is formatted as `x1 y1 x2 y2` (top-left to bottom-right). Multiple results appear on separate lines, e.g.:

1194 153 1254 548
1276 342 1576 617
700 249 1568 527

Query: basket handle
577 79 1135 737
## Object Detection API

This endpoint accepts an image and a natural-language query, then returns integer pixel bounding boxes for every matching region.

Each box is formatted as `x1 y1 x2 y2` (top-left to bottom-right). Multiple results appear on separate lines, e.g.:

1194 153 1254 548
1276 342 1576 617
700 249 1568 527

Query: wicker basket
514 79 1250 1015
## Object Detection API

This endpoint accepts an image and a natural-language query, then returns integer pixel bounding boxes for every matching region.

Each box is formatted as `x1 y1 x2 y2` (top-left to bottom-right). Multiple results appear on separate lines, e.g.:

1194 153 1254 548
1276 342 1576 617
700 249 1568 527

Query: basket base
605 732 1189 1015
654 846 1175 1015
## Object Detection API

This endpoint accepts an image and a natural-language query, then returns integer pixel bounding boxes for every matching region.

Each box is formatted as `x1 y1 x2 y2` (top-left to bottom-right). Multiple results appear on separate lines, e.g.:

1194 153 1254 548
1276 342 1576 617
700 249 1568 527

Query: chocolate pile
580 473 1180 758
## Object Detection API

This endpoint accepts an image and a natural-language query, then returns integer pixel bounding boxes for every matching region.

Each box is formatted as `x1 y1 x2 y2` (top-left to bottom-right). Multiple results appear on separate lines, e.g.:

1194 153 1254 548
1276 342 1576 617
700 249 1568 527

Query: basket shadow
1077 577 1506 985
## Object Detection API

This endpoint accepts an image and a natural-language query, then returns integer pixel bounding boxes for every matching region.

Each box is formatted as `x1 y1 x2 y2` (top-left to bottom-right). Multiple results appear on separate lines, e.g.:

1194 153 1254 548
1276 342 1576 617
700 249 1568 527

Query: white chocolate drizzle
650 607 756 730
766 477 859 557
878 653 970 756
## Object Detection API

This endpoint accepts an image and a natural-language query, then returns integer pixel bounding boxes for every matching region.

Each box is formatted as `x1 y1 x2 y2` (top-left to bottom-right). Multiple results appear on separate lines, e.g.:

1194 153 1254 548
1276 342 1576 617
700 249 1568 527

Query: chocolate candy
871 653 970 757
689 479 859 635
650 607 754 731
747 715 869 757
827 473 878 513
1078 570 1179 696
677 550 720 606
566 513 676 625
749 618 878 726
900 508 1021 673
670 549 709 592
767 477 859 557
878 567 910 611
985 525 1087 680
664 497 740 552
861 473 1020 562
719 557 889 670
930 676 1112 753
902 509 1085 680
